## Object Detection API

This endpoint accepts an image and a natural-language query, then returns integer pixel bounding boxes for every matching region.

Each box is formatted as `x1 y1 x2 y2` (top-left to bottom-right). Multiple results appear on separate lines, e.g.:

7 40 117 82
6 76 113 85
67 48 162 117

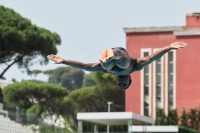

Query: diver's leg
112 48 130 69
99 48 130 70
99 49 115 70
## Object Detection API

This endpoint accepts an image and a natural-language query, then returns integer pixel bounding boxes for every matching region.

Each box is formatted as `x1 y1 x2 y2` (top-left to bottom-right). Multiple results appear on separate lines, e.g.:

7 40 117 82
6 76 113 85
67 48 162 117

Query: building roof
187 12 200 17
77 112 154 125
123 26 184 33
123 26 200 36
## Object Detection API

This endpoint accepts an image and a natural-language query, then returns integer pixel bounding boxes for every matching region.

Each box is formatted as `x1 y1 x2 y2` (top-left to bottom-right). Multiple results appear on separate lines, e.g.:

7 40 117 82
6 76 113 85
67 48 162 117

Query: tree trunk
22 109 27 125
0 55 24 78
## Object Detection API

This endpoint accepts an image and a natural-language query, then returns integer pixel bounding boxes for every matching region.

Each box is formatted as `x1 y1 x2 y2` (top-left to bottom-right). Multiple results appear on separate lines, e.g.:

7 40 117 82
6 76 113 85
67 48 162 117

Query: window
165 50 176 114
153 48 164 119
168 51 174 108
156 58 162 107
144 62 149 116
140 48 176 117
141 49 152 116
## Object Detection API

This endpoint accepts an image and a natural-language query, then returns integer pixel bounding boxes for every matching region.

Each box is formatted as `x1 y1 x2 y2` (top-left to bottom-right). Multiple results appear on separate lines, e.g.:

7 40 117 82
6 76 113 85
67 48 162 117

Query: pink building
125 13 200 118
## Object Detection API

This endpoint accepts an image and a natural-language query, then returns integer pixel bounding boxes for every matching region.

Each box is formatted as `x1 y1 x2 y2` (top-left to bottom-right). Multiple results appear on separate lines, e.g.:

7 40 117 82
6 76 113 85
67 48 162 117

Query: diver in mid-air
47 42 188 90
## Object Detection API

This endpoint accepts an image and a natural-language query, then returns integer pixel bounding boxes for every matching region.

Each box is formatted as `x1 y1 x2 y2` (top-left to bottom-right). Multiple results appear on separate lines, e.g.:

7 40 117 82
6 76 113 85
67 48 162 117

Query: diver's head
116 75 132 90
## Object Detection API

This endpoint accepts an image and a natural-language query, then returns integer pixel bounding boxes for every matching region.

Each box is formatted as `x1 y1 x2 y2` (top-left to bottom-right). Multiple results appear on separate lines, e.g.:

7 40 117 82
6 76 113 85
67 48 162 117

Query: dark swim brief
110 47 126 72
111 65 124 72
112 47 126 50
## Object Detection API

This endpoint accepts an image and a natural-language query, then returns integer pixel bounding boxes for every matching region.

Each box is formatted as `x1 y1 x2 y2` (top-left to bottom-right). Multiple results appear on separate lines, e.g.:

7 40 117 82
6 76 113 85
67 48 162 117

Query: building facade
125 13 200 118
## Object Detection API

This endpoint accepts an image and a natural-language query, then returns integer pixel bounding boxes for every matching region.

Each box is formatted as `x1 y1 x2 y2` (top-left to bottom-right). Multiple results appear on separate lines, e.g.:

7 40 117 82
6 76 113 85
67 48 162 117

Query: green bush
179 126 197 133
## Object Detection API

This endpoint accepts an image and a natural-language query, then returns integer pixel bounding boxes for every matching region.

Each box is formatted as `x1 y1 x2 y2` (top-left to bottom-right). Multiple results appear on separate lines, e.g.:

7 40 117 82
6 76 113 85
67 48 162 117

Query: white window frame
164 50 176 115
140 48 152 116
152 48 164 119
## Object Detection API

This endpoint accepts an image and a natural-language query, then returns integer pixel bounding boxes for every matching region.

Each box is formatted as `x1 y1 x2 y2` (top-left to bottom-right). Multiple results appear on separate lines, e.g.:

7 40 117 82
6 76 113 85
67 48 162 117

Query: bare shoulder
133 57 147 71
136 57 150 65
133 55 152 71
128 56 142 72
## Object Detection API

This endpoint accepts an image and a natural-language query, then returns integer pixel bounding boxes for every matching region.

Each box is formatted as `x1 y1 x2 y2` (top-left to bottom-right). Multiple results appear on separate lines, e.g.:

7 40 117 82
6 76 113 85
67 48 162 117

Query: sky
1 0 200 82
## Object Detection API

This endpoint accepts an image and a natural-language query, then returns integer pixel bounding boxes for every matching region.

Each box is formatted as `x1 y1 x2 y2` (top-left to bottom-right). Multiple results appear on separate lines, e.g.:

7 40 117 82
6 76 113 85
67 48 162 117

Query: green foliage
67 72 125 129
179 106 200 130
44 67 85 91
187 108 200 130
28 124 38 133
54 97 77 130
92 72 125 111
27 69 42 79
68 86 102 112
27 83 69 124
92 72 117 89
43 69 54 75
179 126 197 133
39 123 74 133
197 108 200 130
27 94 76 128
3 81 37 109
35 83 68 100
155 107 200 131
68 73 125 112
167 108 178 125
155 108 178 125
24 79 46 84
3 81 68 104
12 78 17 82
83 73 96 87
45 67 69 84
3 81 68 124
180 109 188 127
61 68 84 91
155 108 167 125
0 5 61 78
3 69 126 130
27 104 40 124
58 97 76 120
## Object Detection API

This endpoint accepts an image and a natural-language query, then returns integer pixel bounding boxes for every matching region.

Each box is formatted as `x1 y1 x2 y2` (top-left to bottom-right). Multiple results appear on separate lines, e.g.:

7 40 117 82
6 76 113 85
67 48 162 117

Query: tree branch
0 54 25 78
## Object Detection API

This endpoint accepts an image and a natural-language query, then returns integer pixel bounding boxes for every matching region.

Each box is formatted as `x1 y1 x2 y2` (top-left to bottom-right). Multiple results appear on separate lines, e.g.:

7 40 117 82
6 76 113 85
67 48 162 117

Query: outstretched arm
47 54 107 72
135 42 188 70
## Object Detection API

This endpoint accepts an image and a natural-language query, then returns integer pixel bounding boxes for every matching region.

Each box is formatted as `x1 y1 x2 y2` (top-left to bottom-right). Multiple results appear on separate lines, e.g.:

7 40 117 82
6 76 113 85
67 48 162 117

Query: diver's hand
47 54 64 64
170 42 188 50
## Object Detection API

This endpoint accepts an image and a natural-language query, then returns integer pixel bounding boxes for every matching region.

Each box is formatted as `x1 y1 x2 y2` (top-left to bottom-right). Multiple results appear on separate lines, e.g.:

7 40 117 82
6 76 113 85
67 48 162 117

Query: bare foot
99 48 114 63
170 42 188 49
